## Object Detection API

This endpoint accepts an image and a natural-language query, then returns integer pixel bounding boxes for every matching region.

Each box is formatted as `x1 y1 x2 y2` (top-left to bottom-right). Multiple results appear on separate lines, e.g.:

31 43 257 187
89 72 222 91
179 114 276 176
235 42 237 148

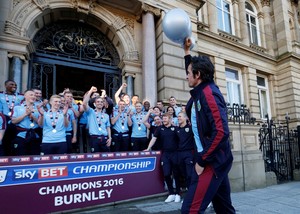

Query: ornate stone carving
261 0 271 7
72 0 96 14
257 12 264 19
112 16 126 31
141 3 161 17
13 0 22 8
122 17 134 37
32 0 49 10
136 3 161 22
123 51 139 61
4 20 22 36
14 2 35 26
232 0 239 5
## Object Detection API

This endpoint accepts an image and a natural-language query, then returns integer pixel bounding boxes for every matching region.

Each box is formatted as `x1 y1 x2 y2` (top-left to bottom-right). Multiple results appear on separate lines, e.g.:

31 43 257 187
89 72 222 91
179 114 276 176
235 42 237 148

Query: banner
0 151 164 214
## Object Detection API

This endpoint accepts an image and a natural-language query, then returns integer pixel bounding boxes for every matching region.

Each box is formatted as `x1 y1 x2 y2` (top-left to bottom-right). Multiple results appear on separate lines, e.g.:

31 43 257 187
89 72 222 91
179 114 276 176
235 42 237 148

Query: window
226 68 243 105
257 75 271 119
217 0 234 34
245 2 261 45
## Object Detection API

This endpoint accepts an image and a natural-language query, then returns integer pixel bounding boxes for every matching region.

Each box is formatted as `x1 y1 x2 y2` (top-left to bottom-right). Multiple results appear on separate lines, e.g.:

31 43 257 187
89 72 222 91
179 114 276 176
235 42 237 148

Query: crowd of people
0 79 194 203
0 37 235 213
0 81 189 156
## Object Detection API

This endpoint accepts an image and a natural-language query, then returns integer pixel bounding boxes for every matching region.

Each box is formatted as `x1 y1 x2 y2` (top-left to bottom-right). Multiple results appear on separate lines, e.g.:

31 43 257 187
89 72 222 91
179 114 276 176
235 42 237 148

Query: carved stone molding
141 3 161 17
32 0 49 10
13 0 22 8
261 0 271 7
72 0 97 14
136 3 161 22
257 12 264 19
7 53 26 60
4 20 22 36
232 0 239 5
122 16 134 37
123 51 139 61
249 43 266 53
13 2 36 26
112 16 126 31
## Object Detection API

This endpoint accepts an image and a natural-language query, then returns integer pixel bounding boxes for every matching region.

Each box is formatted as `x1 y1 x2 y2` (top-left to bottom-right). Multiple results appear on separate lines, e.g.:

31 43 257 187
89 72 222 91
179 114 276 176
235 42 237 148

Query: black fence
259 115 300 182
227 103 256 124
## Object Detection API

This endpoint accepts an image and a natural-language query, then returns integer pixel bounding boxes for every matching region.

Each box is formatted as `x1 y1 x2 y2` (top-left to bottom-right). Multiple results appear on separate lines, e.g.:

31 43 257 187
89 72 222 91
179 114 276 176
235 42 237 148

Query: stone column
258 12 266 49
261 0 274 55
141 4 160 105
207 0 218 33
232 0 241 38
8 55 24 93
272 0 292 55
237 0 250 45
126 75 134 98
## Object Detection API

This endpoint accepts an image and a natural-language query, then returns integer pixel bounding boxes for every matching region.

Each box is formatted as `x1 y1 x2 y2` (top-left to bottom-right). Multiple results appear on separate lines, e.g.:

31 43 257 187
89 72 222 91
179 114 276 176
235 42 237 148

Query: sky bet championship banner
0 151 164 214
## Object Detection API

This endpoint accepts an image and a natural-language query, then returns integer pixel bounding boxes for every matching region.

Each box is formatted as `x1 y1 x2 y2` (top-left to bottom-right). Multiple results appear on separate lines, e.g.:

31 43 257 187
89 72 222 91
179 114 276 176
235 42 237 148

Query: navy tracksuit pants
181 163 235 214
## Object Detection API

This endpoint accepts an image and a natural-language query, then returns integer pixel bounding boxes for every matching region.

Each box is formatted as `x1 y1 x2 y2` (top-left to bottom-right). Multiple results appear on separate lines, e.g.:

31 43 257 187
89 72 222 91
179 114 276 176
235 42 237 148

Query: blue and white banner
0 157 156 187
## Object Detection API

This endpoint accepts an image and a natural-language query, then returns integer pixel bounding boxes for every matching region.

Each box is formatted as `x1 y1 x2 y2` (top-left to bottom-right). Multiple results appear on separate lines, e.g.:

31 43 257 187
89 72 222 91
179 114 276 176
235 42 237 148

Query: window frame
257 74 271 119
245 1 261 46
225 67 244 106
217 0 235 35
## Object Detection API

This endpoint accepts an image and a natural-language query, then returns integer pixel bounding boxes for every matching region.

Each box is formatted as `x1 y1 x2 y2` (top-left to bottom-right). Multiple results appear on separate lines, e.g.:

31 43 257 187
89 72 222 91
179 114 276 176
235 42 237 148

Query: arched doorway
29 21 121 100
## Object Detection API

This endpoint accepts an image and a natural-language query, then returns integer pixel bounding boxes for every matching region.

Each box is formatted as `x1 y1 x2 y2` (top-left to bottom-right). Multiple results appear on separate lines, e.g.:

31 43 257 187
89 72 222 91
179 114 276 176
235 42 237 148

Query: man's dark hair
5 80 16 85
191 55 215 82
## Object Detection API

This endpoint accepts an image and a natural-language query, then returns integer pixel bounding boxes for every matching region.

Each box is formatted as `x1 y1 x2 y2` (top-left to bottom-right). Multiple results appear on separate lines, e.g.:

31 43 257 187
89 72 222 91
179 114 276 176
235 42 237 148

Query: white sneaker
174 194 181 203
165 194 175 202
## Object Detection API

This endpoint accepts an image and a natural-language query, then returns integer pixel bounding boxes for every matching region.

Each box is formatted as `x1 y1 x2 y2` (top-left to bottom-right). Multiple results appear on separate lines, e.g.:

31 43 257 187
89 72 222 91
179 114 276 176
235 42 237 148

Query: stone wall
229 124 267 192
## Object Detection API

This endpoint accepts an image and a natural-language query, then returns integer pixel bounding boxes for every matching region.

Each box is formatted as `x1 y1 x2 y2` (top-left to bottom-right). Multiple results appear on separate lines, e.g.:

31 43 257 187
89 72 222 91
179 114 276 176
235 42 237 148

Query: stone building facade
1 0 300 191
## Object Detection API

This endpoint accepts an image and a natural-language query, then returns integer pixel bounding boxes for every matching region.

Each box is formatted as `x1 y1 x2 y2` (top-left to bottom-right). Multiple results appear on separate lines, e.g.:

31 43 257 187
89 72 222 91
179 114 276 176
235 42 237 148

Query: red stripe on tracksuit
188 165 214 213
201 86 224 161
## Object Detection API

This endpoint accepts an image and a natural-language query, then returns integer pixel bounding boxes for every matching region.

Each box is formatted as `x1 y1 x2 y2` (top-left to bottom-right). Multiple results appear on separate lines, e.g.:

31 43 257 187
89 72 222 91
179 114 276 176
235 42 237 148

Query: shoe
165 194 175 202
174 194 181 203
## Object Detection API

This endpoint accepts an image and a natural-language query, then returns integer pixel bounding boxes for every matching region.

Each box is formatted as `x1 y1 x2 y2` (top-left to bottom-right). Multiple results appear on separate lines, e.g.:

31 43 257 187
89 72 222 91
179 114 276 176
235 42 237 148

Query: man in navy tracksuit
176 111 194 189
181 38 235 214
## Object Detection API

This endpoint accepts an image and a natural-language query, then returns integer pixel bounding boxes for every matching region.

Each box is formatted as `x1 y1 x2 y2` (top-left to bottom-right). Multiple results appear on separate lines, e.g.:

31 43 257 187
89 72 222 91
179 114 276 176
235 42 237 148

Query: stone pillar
232 0 241 38
237 0 250 45
126 75 134 98
207 0 218 33
243 67 260 119
213 56 227 96
272 0 292 55
261 0 274 55
8 55 24 93
258 12 267 49
141 4 160 105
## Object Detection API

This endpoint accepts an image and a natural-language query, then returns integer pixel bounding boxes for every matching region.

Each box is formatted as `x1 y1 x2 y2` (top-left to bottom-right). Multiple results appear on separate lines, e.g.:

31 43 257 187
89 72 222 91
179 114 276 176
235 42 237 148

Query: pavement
66 181 300 214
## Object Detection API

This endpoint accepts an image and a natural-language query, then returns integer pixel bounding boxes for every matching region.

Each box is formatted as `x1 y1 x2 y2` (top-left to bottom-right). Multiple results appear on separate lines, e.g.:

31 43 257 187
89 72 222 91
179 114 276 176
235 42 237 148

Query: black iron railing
227 103 256 124
259 115 300 182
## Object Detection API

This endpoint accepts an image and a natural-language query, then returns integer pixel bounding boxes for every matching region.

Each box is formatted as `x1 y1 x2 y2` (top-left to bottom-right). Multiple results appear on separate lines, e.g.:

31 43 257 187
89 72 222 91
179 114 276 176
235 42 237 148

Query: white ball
162 8 192 45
